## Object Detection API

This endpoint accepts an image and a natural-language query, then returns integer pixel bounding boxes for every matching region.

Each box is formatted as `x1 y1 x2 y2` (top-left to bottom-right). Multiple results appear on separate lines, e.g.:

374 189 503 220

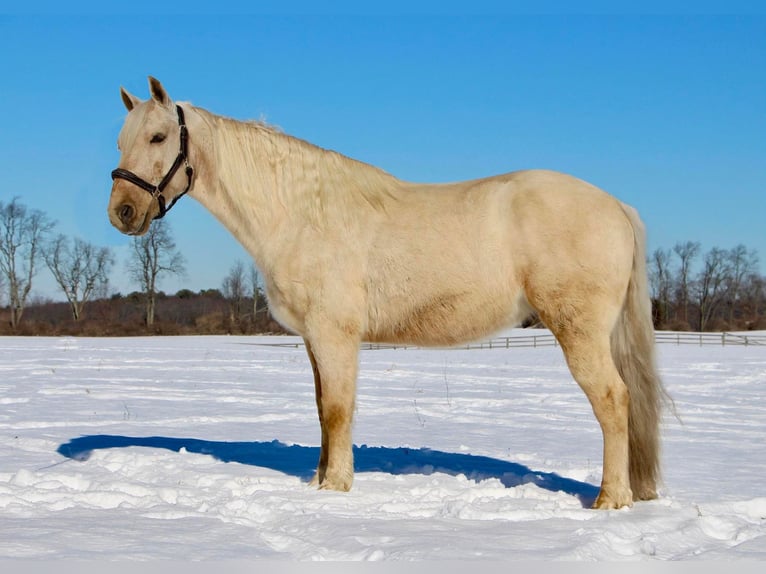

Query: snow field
1 334 764 560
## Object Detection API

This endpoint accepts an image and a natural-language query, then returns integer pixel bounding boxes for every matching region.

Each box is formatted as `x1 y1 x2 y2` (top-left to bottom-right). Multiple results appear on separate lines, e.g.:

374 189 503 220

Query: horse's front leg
304 339 329 486
304 329 359 492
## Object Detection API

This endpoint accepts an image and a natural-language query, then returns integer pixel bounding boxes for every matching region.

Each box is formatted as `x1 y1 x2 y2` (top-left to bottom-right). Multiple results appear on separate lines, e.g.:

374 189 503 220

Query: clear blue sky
1 8 764 300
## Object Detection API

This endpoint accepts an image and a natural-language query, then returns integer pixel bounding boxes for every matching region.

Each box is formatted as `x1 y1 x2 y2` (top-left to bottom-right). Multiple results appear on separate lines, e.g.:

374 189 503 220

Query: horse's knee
322 400 353 438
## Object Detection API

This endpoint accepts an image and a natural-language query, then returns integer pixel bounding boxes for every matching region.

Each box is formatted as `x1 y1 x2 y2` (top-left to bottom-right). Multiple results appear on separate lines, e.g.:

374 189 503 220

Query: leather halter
111 105 193 220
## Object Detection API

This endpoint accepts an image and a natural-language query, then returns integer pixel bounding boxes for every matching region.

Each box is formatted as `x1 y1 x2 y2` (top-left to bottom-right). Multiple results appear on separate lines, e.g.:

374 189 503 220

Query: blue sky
1 9 764 300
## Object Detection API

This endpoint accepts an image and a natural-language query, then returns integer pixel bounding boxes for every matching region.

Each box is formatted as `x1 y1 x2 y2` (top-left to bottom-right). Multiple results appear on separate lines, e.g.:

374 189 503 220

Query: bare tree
128 220 186 326
694 247 731 331
741 272 765 326
44 235 114 321
724 244 759 322
0 198 54 329
221 260 247 325
250 263 264 325
648 248 673 326
673 241 700 326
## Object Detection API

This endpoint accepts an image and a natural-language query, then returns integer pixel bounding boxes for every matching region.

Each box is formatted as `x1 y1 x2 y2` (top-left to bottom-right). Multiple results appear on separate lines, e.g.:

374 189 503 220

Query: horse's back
395 168 635 279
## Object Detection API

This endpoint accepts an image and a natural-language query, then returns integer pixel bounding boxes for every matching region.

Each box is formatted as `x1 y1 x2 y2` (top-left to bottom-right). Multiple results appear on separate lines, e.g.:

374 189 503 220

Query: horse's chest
263 276 310 336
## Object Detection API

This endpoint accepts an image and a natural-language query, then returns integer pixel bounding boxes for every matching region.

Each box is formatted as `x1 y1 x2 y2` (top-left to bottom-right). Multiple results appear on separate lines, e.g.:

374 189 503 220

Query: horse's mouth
108 207 151 237
108 194 156 236
126 212 152 236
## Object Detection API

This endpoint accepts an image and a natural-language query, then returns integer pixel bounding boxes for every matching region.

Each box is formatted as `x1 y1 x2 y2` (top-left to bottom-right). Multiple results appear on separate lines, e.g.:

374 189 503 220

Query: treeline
2 197 765 335
0 196 286 336
2 289 287 337
648 242 765 331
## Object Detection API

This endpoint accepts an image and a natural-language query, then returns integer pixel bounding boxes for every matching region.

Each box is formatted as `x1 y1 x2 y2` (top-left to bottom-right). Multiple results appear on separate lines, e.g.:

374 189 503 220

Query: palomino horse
109 77 667 509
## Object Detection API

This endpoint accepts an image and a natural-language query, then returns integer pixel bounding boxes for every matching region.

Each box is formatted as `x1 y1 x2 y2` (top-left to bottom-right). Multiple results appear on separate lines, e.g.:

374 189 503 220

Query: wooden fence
253 331 766 351
361 331 766 351
361 332 559 351
654 331 766 347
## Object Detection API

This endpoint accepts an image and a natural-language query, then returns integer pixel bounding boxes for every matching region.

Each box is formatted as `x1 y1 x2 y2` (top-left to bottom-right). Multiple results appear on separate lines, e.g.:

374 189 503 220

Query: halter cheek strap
111 105 194 220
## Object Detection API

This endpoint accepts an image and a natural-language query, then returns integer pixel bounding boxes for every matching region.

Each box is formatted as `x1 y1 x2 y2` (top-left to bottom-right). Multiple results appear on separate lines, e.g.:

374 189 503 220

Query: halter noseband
111 105 193 220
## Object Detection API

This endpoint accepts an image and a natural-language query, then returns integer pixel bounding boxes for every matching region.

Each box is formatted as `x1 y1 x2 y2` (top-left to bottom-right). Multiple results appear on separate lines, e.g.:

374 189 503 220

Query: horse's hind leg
546 318 633 509
521 278 633 507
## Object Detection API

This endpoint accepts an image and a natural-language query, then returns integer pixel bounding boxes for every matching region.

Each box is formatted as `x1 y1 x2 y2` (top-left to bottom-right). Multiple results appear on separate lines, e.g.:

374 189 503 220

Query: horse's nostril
119 204 134 225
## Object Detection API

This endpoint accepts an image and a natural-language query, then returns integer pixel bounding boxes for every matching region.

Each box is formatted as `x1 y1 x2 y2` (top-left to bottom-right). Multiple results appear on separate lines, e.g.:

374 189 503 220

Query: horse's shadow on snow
57 435 599 507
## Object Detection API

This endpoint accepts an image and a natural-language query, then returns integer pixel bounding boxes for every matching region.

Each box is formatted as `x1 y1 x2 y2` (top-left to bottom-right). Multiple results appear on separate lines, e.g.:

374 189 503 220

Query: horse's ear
120 87 141 112
148 76 172 109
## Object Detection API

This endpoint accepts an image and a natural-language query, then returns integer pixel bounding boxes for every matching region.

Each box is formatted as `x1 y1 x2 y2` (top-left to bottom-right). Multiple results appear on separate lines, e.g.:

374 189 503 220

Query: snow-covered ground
1 333 764 561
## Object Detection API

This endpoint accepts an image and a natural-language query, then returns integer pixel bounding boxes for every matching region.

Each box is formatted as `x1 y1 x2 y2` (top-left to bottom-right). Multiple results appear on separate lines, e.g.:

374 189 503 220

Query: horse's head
108 77 193 236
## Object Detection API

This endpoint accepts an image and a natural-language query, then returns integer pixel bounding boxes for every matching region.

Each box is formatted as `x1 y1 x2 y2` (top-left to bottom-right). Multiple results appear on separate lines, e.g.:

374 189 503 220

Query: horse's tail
611 203 669 500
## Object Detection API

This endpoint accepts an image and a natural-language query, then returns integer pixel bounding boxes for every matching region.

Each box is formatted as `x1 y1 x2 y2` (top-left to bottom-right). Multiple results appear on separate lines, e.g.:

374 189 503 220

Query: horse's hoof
317 475 353 492
592 489 633 509
632 484 658 501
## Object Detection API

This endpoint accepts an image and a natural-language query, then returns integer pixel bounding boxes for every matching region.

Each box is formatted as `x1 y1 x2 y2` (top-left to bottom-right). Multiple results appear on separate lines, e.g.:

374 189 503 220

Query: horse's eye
150 133 166 144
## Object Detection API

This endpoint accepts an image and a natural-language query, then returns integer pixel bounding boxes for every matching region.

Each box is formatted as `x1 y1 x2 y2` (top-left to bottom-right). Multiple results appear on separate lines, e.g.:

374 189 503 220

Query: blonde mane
193 106 402 229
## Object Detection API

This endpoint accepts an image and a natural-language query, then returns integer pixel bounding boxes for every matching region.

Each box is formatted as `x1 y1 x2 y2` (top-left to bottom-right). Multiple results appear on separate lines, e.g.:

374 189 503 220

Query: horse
108 77 668 509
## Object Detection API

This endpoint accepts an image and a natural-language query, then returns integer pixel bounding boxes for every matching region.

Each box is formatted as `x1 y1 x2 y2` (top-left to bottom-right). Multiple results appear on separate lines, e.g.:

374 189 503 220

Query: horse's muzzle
108 187 152 236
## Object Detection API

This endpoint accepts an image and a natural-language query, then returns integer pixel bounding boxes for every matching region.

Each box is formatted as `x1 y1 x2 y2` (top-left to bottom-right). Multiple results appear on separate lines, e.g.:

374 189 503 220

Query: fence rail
361 330 766 351
654 331 766 347
251 331 766 351
361 333 560 351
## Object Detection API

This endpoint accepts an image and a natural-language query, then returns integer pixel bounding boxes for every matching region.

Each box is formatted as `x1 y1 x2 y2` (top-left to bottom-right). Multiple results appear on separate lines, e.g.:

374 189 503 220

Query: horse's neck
191 108 401 267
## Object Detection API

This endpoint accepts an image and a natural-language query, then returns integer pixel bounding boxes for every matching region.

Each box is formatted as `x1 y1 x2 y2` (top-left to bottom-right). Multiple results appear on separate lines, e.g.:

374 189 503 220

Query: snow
1 332 765 561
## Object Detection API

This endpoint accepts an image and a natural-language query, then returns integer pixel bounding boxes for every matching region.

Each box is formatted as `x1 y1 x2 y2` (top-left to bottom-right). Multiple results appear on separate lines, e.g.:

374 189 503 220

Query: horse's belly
365 289 530 347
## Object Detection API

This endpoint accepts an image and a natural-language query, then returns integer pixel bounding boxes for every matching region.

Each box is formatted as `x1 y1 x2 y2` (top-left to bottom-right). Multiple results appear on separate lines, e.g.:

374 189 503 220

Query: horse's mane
192 105 402 220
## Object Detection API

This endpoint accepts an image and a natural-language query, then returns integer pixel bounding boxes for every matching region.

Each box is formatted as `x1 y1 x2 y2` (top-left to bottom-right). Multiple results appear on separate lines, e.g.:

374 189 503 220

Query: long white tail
611 203 670 500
